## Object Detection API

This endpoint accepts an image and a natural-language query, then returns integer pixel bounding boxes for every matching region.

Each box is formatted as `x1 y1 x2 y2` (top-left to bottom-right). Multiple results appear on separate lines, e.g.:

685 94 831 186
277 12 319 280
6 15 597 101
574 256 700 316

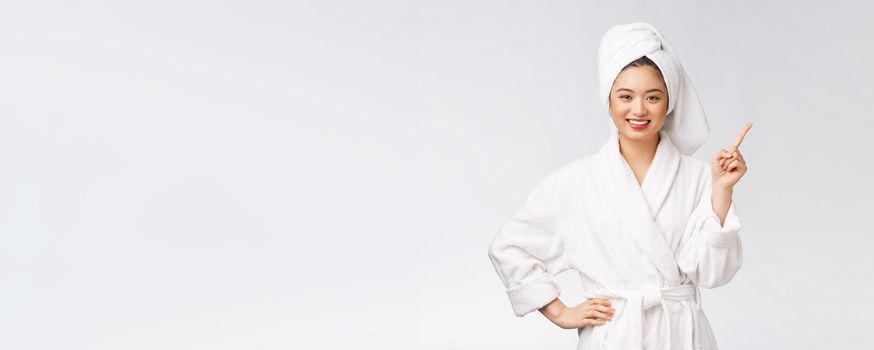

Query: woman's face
608 65 669 143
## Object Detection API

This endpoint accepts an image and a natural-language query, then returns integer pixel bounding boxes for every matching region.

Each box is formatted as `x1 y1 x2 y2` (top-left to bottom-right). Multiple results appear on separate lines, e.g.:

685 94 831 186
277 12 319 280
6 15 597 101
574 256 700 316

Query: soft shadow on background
1 1 872 349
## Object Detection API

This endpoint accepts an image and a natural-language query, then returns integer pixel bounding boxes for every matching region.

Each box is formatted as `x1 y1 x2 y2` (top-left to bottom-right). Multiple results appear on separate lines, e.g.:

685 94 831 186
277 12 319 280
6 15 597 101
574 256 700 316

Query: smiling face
608 65 669 144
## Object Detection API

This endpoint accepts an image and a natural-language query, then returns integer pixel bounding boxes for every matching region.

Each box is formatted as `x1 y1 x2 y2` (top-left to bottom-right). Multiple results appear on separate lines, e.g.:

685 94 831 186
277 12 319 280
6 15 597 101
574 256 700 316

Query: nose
632 100 647 117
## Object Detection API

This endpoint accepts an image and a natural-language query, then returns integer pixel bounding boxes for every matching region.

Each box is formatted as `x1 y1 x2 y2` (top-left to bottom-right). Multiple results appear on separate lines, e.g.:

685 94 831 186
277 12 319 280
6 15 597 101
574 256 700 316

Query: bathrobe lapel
598 130 683 285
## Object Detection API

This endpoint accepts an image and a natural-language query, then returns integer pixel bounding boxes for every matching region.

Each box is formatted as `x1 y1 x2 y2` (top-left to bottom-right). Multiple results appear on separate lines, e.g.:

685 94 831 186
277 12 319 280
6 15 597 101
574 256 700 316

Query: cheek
651 102 668 119
610 102 628 117
610 108 628 125
645 104 667 128
652 114 668 130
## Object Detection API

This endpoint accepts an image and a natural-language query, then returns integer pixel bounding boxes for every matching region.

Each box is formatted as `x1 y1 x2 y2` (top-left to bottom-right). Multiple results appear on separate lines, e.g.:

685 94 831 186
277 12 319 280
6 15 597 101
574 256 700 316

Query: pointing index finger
731 123 753 149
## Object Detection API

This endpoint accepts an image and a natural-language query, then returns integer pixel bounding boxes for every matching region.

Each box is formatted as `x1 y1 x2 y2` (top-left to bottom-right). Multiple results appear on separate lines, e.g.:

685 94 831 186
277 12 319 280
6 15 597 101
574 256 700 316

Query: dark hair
622 55 662 75
621 56 667 89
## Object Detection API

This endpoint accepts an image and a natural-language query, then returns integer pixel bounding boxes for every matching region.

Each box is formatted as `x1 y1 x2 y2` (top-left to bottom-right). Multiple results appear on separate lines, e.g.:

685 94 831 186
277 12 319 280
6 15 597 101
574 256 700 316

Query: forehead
612 66 666 91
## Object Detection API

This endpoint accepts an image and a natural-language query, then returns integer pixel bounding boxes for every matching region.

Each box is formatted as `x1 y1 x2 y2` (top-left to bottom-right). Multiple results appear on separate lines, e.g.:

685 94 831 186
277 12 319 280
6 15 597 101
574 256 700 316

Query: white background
1 1 872 349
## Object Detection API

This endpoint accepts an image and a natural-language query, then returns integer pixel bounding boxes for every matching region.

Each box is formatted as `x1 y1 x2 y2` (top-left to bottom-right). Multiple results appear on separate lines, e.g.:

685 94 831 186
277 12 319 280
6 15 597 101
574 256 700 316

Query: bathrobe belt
590 284 701 350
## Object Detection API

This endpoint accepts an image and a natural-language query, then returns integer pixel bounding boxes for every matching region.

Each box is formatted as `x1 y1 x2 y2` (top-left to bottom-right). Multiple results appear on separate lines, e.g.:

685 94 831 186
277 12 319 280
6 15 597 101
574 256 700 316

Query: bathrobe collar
598 129 683 285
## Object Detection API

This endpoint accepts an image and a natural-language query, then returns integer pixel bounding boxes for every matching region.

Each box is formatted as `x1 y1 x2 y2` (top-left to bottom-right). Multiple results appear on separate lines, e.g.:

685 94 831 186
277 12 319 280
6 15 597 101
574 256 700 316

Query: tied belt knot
588 284 702 350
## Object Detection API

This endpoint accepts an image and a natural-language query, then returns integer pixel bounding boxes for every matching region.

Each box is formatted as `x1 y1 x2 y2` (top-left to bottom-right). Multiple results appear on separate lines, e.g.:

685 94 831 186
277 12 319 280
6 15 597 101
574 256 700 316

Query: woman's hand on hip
549 298 614 329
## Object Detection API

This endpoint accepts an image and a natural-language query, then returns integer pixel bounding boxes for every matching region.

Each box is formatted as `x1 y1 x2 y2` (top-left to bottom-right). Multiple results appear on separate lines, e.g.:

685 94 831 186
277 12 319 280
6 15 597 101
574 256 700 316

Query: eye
619 95 631 100
647 96 661 101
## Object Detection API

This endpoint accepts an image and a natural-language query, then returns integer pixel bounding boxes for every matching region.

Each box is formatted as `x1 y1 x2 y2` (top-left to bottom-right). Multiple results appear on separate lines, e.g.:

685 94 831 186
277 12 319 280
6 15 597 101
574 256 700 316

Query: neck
618 132 660 165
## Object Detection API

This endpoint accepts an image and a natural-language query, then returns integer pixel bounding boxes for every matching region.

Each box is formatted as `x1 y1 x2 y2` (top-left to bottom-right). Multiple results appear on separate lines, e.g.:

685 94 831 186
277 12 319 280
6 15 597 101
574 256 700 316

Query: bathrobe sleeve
488 173 572 317
677 175 743 289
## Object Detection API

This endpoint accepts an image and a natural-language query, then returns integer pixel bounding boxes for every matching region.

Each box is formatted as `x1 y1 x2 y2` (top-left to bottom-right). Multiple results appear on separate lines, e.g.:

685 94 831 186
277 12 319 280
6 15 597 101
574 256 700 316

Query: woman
487 22 751 350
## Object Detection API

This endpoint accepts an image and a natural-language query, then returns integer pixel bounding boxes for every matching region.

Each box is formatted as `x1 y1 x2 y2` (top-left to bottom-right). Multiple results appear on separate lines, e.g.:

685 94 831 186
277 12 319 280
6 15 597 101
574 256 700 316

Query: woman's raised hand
712 123 752 190
550 298 615 329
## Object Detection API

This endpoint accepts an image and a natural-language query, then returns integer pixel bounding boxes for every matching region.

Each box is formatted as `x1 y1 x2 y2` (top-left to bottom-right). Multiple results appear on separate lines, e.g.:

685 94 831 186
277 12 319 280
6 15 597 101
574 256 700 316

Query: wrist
712 187 733 205
712 183 734 194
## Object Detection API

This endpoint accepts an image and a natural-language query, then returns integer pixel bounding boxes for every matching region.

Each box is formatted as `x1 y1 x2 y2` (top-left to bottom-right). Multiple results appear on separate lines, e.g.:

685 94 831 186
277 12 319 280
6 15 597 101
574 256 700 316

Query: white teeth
627 119 650 125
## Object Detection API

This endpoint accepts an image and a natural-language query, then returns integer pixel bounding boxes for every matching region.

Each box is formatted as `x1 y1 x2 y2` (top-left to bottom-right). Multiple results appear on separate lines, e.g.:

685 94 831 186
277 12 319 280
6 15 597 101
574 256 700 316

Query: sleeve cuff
697 199 742 248
506 273 561 317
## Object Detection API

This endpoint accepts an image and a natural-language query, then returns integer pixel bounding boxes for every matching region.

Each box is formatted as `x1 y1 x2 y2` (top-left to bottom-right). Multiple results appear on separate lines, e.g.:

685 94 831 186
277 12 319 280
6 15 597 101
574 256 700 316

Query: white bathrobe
488 130 742 350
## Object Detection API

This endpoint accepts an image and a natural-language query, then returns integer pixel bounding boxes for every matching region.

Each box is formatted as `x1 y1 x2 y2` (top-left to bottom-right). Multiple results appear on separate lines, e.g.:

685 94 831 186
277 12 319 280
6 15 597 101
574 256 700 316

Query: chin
618 123 662 141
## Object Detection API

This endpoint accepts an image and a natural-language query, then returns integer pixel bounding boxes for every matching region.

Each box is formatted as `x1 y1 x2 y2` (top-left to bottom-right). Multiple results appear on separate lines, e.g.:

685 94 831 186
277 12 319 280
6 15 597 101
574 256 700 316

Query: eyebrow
616 88 664 93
